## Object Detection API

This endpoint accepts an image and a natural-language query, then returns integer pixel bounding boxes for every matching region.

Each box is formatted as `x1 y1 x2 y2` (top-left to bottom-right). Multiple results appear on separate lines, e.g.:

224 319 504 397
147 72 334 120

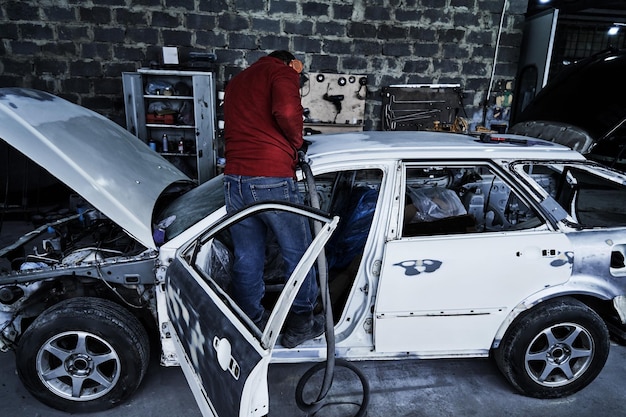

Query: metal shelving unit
122 69 217 183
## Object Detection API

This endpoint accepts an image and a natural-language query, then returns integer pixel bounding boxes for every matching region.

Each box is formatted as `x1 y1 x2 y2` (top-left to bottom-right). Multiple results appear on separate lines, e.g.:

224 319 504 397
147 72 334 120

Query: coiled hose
297 152 370 416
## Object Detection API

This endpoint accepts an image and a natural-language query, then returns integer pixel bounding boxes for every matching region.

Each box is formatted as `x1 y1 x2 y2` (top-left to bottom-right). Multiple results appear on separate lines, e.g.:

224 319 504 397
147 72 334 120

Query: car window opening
522 163 626 228
402 164 544 238
190 168 384 328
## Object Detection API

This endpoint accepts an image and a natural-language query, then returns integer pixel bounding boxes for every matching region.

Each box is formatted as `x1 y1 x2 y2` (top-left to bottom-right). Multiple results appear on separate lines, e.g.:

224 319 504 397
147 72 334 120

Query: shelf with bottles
147 130 197 156
122 69 217 183
149 131 199 180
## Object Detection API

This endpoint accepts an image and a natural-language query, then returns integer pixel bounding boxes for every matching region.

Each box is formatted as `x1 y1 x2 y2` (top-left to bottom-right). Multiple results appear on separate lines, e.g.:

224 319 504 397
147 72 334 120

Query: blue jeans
223 175 319 324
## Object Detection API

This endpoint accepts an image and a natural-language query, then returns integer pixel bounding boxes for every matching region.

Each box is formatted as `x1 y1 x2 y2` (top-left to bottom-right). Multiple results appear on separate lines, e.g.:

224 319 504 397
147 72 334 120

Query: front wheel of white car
15 297 150 412
494 297 609 398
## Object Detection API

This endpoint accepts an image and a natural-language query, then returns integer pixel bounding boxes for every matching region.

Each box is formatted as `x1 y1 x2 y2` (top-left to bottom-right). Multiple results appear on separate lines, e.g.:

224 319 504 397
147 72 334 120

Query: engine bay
0 197 157 351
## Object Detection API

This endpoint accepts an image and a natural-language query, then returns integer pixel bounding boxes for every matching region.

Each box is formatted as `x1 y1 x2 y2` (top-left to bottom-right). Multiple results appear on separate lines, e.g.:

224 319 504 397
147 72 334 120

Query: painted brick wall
0 0 527 130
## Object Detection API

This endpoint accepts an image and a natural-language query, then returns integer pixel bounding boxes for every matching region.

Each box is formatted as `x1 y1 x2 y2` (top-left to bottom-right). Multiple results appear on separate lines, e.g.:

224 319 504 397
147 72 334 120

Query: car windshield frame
157 174 226 241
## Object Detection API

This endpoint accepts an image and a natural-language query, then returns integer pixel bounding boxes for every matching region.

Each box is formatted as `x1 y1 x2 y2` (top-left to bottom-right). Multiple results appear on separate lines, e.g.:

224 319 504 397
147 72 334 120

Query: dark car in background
509 48 626 172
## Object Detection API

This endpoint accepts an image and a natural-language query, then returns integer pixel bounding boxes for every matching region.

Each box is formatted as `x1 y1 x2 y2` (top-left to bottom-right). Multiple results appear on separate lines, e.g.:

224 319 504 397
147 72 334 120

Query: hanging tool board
382 84 463 131
301 72 367 130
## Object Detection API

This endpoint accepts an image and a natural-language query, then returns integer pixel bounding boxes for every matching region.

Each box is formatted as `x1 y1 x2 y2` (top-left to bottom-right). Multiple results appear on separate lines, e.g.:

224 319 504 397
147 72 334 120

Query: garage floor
1 343 626 416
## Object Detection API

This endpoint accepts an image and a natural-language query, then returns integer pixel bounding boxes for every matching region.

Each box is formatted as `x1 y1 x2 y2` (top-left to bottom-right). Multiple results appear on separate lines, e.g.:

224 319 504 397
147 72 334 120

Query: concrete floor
2 342 626 417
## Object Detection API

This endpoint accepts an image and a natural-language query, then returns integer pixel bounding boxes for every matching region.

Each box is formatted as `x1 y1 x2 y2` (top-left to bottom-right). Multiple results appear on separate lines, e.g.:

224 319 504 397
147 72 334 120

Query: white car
2 88 626 416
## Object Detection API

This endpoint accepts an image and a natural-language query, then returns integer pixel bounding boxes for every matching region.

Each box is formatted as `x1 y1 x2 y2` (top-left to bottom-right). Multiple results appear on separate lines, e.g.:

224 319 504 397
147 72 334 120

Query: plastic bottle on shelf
178 139 184 153
162 133 169 152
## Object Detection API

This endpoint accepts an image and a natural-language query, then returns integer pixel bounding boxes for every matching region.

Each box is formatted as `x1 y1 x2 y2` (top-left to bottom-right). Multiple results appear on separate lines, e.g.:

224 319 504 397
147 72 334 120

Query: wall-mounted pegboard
382 84 464 131
301 72 367 127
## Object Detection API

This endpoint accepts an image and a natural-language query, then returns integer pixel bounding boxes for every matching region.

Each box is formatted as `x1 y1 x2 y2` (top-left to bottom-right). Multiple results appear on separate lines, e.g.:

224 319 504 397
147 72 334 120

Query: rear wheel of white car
15 297 150 412
495 297 609 398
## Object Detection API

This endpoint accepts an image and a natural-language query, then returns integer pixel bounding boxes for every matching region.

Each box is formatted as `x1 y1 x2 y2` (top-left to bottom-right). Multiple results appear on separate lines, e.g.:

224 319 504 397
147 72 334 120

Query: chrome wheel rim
524 322 594 387
36 331 121 401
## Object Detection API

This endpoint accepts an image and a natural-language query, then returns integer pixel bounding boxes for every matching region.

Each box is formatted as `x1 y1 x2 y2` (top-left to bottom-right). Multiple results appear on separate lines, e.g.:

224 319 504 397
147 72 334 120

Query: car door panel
165 204 338 417
167 259 262 417
375 231 573 354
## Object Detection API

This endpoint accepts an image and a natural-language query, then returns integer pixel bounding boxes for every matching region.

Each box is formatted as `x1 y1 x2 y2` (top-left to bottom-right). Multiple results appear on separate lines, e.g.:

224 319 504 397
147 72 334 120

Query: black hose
298 153 335 413
297 152 370 416
295 359 370 417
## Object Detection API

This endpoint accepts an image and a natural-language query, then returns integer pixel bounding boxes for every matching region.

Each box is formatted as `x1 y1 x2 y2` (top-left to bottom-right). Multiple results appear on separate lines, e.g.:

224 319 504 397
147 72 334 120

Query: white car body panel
154 206 229 367
375 231 573 354
266 142 621 362
302 131 585 165
0 88 192 249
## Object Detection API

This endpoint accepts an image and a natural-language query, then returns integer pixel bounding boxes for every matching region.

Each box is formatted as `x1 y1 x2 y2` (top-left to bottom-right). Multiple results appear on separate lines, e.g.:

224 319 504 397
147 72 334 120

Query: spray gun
323 93 344 115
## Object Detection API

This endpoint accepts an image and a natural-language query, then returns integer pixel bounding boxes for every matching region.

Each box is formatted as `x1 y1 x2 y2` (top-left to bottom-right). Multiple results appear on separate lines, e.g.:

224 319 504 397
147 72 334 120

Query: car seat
326 186 378 272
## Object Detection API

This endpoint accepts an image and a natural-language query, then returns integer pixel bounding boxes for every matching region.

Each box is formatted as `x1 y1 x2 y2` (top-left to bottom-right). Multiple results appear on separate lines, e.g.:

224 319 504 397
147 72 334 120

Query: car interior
190 168 384 326
402 164 545 237
520 162 626 228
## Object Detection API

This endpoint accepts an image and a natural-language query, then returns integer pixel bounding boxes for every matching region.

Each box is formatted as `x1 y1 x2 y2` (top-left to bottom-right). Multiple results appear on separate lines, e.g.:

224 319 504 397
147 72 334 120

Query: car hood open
513 49 626 141
0 88 194 250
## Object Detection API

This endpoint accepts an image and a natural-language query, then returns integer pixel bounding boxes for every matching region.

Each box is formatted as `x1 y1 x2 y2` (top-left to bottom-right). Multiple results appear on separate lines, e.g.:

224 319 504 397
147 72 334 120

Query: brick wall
0 0 527 130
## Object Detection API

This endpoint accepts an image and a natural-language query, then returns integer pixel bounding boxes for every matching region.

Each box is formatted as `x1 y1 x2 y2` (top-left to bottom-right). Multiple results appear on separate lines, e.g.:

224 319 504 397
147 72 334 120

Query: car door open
164 202 338 417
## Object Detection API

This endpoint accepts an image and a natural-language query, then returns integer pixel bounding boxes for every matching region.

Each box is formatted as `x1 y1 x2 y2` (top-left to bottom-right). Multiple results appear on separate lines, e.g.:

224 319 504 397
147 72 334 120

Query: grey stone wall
0 0 527 130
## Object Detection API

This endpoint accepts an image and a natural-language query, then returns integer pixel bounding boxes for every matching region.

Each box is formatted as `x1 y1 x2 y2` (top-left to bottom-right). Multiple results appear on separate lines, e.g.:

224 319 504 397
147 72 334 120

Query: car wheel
494 297 609 398
15 297 150 412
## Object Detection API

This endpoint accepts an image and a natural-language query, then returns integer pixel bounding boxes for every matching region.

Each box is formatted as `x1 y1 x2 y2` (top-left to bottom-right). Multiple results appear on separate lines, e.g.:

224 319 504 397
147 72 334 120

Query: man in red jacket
223 50 323 348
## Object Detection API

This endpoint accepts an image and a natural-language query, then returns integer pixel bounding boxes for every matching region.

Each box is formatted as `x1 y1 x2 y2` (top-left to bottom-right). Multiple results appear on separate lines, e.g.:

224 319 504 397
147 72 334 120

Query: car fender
491 275 621 348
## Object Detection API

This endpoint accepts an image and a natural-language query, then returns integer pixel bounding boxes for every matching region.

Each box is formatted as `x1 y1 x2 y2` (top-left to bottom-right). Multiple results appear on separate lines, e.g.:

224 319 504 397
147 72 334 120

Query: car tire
494 297 609 398
15 297 150 412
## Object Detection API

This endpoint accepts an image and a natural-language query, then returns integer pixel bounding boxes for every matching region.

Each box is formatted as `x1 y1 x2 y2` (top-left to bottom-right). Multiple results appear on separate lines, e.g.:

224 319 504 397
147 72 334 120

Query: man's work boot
281 311 325 348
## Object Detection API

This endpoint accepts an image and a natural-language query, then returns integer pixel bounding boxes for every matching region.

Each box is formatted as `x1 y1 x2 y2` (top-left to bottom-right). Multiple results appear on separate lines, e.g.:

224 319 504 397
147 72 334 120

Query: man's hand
297 140 312 165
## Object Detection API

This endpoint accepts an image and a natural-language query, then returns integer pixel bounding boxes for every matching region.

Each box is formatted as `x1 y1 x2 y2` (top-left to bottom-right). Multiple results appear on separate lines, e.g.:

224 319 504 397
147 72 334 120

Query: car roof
304 131 586 165
0 88 193 250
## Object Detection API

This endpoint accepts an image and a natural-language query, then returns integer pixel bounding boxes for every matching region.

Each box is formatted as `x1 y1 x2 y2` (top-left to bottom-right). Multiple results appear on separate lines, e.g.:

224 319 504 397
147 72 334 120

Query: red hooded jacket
224 56 304 178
